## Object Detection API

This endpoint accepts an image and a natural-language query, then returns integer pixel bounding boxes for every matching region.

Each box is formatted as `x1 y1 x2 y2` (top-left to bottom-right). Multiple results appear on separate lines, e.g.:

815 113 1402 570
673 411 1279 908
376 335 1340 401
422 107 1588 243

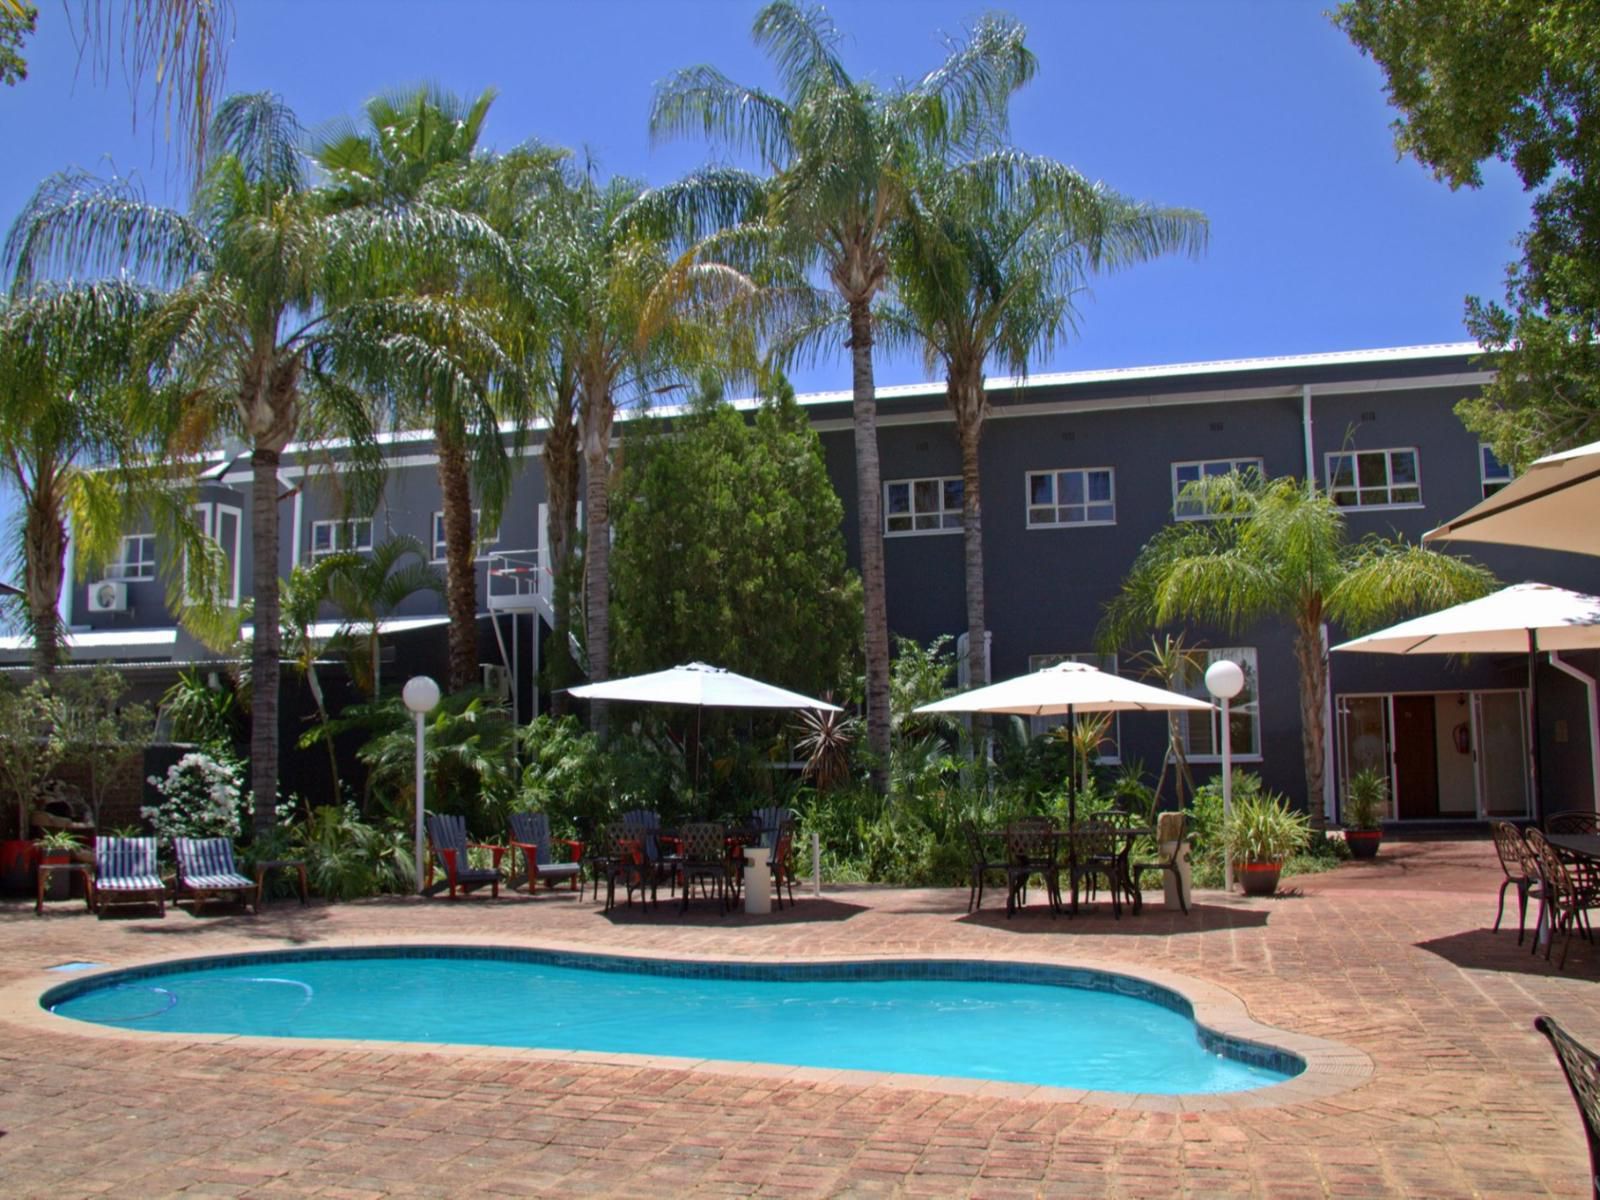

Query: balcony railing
486 548 552 614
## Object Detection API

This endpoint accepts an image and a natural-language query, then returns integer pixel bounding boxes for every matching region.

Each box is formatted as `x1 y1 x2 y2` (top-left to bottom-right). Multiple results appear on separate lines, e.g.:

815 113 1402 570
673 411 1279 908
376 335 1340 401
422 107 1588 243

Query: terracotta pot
1237 861 1282 896
1344 830 1382 860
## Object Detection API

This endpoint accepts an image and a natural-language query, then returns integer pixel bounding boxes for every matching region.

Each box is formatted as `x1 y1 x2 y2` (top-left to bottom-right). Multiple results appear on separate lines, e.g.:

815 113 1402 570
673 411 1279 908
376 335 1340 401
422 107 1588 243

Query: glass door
1473 691 1531 818
1338 695 1393 820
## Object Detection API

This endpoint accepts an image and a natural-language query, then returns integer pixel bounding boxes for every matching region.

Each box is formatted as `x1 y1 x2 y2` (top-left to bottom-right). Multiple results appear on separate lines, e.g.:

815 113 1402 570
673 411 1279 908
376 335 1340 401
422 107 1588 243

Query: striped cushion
96 836 159 885
183 872 253 890
175 837 247 887
98 875 164 892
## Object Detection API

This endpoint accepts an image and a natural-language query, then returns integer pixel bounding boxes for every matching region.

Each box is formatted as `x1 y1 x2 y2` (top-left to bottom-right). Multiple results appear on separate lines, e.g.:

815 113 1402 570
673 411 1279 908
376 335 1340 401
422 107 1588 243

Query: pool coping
0 934 1373 1112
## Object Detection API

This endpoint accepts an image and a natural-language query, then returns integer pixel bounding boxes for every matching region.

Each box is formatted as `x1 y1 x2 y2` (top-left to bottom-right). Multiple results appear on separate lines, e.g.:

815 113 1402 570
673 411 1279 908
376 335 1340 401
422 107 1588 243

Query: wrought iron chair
1070 820 1124 919
1534 1016 1600 1200
1491 820 1540 943
1526 828 1590 969
1550 813 1600 836
1004 818 1060 918
961 819 1008 913
1129 810 1192 915
677 821 731 913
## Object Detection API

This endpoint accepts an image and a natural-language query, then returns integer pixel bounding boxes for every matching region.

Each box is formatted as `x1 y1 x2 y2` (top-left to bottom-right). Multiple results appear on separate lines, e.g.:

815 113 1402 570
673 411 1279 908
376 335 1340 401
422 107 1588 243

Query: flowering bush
142 752 247 840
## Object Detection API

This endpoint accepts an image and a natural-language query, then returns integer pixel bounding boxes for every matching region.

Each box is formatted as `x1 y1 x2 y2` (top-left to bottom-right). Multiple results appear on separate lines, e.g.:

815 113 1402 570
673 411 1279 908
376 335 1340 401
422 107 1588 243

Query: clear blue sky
3 0 1532 395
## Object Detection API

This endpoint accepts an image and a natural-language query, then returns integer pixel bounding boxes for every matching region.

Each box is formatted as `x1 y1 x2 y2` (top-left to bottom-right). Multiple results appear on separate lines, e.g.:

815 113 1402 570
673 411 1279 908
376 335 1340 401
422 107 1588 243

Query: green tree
54 668 153 831
651 0 1037 788
6 92 513 834
611 387 860 699
1336 0 1600 465
321 533 443 700
884 155 1206 693
1 2 35 86
1097 472 1496 817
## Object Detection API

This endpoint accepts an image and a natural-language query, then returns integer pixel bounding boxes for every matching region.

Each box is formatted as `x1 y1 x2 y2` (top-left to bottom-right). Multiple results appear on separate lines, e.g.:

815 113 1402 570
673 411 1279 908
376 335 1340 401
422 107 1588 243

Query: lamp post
402 676 441 895
1205 659 1245 893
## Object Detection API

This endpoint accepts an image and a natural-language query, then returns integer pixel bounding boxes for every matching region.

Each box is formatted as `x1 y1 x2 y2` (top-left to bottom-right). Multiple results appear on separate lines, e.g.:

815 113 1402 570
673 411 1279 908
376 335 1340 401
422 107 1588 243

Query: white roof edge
280 341 1485 458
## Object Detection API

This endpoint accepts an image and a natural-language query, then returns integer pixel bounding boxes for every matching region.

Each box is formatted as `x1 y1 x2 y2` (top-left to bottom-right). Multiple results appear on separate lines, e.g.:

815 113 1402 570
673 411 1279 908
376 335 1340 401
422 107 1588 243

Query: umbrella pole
1529 630 1544 824
1068 703 1078 915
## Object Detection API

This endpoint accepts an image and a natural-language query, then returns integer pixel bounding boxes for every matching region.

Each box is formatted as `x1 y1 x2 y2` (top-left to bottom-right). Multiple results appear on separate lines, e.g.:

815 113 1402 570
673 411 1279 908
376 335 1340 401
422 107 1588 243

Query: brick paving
0 838 1596 1197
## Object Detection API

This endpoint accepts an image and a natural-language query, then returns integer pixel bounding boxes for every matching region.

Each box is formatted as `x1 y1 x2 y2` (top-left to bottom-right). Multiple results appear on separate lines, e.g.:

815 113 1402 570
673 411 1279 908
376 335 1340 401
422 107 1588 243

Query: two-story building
16 341 1599 823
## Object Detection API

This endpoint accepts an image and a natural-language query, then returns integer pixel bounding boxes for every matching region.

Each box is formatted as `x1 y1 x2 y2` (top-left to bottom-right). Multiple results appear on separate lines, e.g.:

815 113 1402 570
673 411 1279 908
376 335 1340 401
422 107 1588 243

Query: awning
0 627 179 662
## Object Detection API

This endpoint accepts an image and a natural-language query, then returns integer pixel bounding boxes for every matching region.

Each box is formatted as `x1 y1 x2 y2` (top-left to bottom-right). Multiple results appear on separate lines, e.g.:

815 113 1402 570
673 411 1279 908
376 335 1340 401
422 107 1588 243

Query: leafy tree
320 533 443 700
650 0 1037 788
1097 472 1497 816
0 2 35 86
358 692 517 833
1337 0 1600 465
6 92 514 834
610 388 860 700
0 676 60 839
885 156 1206 693
54 668 154 831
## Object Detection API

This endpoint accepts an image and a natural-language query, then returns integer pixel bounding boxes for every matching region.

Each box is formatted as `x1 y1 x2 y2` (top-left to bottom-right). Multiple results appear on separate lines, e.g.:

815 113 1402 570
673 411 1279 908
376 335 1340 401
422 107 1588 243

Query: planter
0 839 36 897
40 851 73 900
1344 829 1383 860
1237 860 1282 896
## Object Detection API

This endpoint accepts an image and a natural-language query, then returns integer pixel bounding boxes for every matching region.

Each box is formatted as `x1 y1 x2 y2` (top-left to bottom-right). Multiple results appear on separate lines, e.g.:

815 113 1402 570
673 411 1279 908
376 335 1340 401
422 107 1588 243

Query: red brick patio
1 838 1595 1197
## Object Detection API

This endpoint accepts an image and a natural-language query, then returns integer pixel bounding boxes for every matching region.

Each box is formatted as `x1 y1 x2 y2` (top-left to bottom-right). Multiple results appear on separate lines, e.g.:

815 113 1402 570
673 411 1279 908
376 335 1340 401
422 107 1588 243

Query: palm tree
1097 472 1497 818
0 281 214 673
884 155 1207 694
322 533 443 700
650 0 1038 786
313 84 527 694
6 92 514 833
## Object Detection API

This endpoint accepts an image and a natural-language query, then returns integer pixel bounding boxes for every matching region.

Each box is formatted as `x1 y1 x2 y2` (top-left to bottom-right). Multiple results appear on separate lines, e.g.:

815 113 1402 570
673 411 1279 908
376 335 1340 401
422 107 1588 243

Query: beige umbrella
1424 439 1600 555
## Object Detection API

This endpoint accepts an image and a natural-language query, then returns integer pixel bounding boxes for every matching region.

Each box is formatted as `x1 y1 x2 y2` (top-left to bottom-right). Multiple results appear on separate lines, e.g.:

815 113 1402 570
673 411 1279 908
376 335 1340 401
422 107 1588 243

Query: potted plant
1222 789 1311 896
35 829 81 901
1342 767 1387 859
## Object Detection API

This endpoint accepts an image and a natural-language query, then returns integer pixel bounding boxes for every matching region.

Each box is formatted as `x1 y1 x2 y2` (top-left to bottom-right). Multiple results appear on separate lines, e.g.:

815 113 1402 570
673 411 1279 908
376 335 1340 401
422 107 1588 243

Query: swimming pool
43 946 1301 1094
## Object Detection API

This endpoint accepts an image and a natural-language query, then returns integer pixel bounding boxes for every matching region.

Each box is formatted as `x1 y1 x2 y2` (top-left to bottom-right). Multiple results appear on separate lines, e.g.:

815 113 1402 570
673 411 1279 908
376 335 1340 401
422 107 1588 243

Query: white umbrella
1332 582 1600 818
1424 439 1600 555
916 661 1213 826
567 661 840 711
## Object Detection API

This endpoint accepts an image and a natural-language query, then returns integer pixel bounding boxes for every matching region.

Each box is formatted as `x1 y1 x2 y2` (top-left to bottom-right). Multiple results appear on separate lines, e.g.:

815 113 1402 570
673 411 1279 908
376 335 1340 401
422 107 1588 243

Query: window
1172 458 1263 519
1325 448 1421 508
431 510 500 562
186 502 242 607
1026 467 1115 527
884 476 962 535
309 518 373 560
107 533 156 581
1181 647 1260 760
1027 652 1120 760
1480 444 1514 498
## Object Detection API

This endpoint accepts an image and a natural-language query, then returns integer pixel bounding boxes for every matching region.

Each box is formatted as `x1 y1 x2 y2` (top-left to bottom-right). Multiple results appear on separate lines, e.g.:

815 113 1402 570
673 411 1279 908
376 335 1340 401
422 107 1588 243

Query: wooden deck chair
94 836 166 917
508 812 583 894
424 814 504 899
174 837 258 914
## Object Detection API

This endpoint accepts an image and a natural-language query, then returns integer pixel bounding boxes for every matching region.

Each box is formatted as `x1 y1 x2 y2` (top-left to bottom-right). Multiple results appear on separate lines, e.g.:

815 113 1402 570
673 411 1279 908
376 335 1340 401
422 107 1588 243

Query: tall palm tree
6 92 514 833
1097 472 1497 819
882 155 1207 695
322 533 442 700
0 281 214 673
650 0 1037 786
313 84 527 694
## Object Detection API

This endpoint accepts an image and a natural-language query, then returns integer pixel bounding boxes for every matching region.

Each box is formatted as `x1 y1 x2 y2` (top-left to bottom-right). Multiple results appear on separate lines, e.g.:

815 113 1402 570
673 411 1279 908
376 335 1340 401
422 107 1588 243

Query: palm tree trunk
22 491 66 676
543 401 580 715
250 447 282 838
1295 616 1329 830
580 379 614 742
437 429 479 694
952 377 987 693
848 298 891 792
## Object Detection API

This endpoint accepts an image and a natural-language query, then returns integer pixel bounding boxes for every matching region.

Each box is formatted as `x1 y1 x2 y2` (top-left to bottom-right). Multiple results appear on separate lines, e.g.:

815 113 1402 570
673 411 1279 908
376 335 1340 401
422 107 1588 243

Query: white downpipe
290 489 303 567
1548 653 1600 815
1301 384 1316 487
1321 623 1336 824
58 530 75 628
811 831 822 898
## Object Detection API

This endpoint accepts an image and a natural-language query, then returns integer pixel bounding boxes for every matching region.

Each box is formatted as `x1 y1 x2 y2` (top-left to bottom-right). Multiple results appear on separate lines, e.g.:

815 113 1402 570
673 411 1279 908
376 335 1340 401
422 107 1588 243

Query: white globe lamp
403 676 442 894
1204 660 1246 892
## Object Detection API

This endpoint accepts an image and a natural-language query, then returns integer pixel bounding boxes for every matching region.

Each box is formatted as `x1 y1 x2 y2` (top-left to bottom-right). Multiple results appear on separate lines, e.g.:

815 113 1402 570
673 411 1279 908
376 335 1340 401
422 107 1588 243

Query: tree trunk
848 299 891 791
436 429 480 694
580 377 615 742
250 447 282 838
1295 615 1328 830
951 375 988 693
22 488 66 676
543 391 581 715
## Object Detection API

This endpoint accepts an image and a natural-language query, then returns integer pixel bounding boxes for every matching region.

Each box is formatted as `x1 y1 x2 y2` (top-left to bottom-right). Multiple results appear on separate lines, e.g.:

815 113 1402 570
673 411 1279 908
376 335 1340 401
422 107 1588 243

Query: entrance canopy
567 662 840 711
1424 439 1600 556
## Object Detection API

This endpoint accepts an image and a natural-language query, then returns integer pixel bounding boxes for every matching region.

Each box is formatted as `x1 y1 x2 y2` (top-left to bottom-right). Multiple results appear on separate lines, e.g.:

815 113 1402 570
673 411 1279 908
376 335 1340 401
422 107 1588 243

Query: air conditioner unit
87 581 128 613
481 664 512 702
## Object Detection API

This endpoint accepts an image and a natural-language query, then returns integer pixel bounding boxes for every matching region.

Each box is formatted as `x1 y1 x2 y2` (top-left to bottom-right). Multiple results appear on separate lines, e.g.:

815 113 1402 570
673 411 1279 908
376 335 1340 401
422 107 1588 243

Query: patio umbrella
1331 582 1600 820
567 662 840 798
915 661 1214 827
1424 439 1600 556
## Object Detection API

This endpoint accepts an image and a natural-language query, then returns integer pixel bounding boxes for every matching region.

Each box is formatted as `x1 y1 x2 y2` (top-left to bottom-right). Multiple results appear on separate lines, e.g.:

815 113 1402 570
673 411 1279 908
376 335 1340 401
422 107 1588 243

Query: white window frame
1324 447 1423 510
309 517 374 560
884 476 963 537
1479 444 1514 499
1171 457 1264 520
187 502 242 607
1027 652 1121 762
432 510 500 562
1026 467 1116 528
1181 646 1261 762
107 533 156 581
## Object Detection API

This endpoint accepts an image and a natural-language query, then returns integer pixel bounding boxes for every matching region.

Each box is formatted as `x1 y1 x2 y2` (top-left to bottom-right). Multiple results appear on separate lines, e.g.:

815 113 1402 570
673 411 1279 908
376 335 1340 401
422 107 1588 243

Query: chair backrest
752 805 791 847
174 837 237 880
1155 810 1187 856
1075 820 1118 860
679 821 726 865
96 836 157 880
1491 820 1531 879
1549 812 1600 836
1006 817 1055 862
509 811 557 864
425 813 469 858
620 810 662 862
1526 828 1576 902
1535 1016 1600 1195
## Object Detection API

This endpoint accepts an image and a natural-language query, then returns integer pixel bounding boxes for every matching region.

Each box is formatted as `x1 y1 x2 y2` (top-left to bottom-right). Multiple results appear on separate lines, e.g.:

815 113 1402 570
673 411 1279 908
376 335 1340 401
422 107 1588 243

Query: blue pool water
45 948 1298 1094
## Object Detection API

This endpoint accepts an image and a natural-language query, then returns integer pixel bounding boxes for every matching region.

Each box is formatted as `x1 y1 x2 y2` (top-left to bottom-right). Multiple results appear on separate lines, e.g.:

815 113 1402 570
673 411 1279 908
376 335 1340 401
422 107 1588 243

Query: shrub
290 802 414 900
142 751 247 840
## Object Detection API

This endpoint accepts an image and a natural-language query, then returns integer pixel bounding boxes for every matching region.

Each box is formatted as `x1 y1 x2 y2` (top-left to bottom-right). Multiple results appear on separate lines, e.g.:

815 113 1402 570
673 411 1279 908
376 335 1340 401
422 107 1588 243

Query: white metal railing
486 548 553 611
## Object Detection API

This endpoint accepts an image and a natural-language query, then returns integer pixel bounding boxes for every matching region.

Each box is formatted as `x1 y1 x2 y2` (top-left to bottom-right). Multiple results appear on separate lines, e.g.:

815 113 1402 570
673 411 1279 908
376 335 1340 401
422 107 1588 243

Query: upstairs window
1480 445 1514 498
1172 458 1263 519
107 533 156 581
1026 467 1115 527
309 518 373 560
885 476 962 535
432 510 500 562
1326 448 1421 508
